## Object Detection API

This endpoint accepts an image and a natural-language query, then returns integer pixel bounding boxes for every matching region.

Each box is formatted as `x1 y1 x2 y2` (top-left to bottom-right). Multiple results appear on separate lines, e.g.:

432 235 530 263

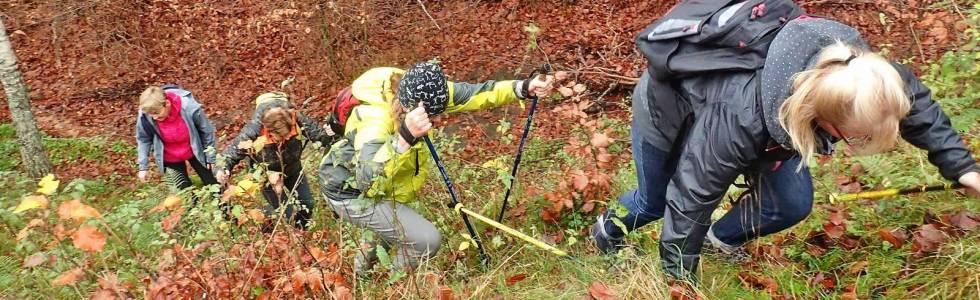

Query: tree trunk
0 18 53 179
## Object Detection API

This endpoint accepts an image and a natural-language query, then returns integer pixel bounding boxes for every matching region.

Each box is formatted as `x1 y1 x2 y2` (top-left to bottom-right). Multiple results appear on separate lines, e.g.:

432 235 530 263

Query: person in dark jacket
591 13 980 280
135 85 219 194
215 92 331 228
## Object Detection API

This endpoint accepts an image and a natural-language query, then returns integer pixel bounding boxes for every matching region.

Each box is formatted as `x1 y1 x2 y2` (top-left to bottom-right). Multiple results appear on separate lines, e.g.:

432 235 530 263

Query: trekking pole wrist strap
399 120 420 146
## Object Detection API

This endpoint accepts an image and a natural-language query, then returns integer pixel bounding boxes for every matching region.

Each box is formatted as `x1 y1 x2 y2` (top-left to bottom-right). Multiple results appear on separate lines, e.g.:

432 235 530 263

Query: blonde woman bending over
592 9 980 280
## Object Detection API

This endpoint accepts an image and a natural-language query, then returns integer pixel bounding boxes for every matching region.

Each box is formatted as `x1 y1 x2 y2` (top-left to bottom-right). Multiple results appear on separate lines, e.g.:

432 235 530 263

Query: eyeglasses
829 124 870 147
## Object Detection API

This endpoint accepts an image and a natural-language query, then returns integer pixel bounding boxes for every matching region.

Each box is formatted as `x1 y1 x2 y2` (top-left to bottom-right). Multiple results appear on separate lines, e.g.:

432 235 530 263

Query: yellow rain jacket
318 67 527 203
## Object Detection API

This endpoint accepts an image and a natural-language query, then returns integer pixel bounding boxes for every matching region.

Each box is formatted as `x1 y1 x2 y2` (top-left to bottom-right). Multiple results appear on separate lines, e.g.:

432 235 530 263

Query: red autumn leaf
944 210 979 231
737 272 780 294
877 228 909 248
823 221 846 239
587 281 619 300
22 253 46 268
334 286 353 300
97 272 127 293
506 273 528 286
828 211 848 225
572 172 589 191
438 285 456 300
669 283 697 300
841 285 859 300
555 71 570 81
89 289 117 300
849 163 864 175
161 208 184 232
541 208 559 224
811 272 836 290
912 224 947 253
590 133 612 148
839 181 863 194
596 153 613 162
558 86 575 97
52 268 85 286
581 200 596 213
57 199 102 222
923 210 942 226
72 225 106 253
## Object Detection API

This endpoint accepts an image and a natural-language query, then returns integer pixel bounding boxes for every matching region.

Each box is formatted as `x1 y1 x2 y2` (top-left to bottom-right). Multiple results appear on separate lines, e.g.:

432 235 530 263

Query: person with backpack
318 62 554 275
135 85 219 194
215 92 332 229
590 0 980 280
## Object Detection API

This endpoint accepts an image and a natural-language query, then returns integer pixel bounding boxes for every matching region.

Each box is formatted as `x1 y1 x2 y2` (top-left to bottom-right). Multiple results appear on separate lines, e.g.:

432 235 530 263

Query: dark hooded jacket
633 13 979 278
219 98 331 177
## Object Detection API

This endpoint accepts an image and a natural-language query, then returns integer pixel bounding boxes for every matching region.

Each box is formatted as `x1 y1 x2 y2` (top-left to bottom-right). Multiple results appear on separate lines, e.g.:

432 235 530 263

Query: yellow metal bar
453 204 568 257
830 189 900 202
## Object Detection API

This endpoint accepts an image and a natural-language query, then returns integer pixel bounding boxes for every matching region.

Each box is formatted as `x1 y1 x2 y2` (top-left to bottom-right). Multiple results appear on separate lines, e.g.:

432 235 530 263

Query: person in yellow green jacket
318 62 553 274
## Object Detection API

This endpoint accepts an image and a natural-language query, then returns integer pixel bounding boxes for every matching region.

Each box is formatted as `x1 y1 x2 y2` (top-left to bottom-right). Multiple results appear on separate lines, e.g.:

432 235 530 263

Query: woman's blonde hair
388 73 405 127
261 107 294 139
139 86 168 114
778 41 911 169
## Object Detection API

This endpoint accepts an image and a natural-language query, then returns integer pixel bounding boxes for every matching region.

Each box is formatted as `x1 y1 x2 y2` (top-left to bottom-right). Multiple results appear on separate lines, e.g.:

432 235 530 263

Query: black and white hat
398 62 450 115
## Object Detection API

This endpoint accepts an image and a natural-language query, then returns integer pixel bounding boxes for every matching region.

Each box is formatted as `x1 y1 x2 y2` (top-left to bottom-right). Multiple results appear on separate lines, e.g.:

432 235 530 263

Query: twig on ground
907 22 927 65
416 0 442 30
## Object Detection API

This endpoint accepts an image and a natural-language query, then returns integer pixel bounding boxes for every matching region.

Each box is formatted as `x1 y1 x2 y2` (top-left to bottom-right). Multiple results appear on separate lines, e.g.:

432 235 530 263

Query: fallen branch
569 70 639 85
416 0 442 30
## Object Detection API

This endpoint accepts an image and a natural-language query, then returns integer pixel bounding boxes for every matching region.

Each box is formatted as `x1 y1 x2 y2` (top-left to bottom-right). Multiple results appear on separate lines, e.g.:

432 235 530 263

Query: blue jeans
603 127 814 246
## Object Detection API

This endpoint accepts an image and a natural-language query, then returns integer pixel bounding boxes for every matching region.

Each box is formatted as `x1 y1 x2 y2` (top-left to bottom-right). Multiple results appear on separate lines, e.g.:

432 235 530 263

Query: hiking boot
703 225 750 264
591 214 624 254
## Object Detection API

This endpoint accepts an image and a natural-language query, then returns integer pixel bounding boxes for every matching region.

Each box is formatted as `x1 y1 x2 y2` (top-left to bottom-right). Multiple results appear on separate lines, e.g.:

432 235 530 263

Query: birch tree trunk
0 18 53 179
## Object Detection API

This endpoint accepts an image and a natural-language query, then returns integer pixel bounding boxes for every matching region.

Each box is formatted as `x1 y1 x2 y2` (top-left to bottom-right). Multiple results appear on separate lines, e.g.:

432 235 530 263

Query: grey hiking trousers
328 198 441 273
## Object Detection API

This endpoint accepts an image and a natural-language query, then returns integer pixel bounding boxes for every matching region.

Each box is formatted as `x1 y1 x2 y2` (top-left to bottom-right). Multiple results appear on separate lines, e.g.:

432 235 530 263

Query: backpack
637 0 804 79
325 86 360 137
139 84 189 139
634 0 804 144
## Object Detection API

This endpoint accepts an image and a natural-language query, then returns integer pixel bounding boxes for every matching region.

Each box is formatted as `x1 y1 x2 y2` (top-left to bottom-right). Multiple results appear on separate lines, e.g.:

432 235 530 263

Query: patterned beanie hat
397 62 449 115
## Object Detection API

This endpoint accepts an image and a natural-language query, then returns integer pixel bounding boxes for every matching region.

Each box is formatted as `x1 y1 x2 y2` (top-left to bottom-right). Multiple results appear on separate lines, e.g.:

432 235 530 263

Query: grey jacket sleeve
193 108 217 164
659 103 765 279
135 114 153 171
894 63 979 181
296 112 332 146
220 121 262 172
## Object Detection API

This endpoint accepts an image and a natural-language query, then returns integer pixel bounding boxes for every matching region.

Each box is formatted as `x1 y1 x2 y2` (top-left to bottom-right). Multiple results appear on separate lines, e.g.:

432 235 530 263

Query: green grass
0 123 134 173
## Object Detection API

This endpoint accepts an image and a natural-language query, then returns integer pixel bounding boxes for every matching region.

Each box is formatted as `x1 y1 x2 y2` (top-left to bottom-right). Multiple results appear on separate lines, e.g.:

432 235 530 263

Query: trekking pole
453 203 568 257
829 182 965 203
423 136 570 260
423 136 491 266
496 64 551 223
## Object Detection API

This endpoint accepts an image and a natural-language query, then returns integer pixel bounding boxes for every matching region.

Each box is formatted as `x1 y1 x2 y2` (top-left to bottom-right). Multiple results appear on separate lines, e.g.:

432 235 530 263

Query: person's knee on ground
395 227 442 269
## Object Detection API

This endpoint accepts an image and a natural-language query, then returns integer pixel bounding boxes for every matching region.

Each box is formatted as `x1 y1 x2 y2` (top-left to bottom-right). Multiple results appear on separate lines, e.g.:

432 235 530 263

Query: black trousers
163 157 219 202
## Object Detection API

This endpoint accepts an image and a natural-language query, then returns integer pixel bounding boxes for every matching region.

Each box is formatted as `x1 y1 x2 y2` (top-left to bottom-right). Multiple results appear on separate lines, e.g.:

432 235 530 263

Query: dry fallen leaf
912 224 947 253
72 225 107 253
13 195 49 213
558 86 575 97
57 200 102 222
588 281 619 300
505 273 528 286
22 253 47 268
590 132 612 148
878 228 909 248
52 268 84 286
